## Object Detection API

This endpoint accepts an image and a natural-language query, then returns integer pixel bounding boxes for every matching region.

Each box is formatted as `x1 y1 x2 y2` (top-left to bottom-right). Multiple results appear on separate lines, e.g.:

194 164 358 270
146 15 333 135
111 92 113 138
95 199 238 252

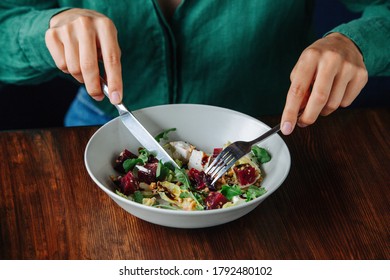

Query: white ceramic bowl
84 104 290 228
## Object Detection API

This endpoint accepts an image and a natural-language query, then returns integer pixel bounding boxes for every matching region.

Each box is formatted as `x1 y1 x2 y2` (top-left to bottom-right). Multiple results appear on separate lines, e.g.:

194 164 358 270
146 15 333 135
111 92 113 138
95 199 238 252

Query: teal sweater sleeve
328 1 390 76
0 2 69 84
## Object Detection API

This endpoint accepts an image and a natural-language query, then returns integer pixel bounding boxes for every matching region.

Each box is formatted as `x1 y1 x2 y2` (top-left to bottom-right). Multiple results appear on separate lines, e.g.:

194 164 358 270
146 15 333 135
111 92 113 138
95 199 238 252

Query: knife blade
100 78 179 169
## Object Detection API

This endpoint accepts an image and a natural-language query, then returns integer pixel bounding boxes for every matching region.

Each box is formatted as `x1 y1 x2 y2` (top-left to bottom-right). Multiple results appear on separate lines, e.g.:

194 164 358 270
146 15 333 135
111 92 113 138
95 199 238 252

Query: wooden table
0 108 389 260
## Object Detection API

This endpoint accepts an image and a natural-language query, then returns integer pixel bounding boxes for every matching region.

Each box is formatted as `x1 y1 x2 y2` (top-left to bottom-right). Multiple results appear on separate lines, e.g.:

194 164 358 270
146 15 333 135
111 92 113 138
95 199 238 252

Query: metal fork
205 123 280 185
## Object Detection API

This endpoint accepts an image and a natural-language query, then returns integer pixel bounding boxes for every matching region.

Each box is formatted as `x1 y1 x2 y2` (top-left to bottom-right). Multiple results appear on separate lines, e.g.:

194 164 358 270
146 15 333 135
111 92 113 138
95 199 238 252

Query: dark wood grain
0 108 389 260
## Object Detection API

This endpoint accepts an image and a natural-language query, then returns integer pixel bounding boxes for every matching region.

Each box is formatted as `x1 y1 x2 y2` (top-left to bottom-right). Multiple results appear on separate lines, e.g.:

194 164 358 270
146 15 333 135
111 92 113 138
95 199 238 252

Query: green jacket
1 0 389 117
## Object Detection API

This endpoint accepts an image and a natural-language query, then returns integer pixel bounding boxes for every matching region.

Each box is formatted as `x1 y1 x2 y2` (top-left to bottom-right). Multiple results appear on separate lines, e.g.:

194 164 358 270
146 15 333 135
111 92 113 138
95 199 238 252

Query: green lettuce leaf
174 168 191 190
156 161 174 181
133 190 144 204
251 146 271 164
245 185 267 201
123 158 143 173
155 128 177 143
138 148 151 163
220 185 243 200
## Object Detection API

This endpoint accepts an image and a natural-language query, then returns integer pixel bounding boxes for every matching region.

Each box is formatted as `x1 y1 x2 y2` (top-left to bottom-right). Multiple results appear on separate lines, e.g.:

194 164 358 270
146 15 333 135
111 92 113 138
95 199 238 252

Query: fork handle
247 124 280 146
248 111 304 146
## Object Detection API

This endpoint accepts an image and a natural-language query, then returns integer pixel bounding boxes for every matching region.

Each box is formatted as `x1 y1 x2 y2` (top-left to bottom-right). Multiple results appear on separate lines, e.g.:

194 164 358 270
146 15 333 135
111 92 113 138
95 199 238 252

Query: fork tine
205 147 239 184
210 159 237 185
205 153 222 173
208 147 235 170
209 152 235 177
206 121 283 185
205 147 231 173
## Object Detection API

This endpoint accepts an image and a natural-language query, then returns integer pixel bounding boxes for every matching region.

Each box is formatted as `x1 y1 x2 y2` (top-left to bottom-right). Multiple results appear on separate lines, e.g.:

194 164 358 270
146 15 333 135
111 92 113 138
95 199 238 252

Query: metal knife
100 77 180 169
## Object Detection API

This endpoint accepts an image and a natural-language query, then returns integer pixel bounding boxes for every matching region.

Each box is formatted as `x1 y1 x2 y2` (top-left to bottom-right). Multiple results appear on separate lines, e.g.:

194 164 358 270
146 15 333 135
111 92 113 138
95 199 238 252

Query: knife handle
100 76 129 116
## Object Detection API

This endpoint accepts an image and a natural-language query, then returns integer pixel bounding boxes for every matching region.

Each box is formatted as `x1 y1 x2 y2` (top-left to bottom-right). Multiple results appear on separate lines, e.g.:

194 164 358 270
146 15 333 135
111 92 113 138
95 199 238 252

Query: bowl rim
84 103 291 216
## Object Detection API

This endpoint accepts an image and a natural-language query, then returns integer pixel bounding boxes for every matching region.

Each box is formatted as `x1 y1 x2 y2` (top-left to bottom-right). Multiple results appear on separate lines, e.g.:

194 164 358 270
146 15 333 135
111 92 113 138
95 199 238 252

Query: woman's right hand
45 8 122 104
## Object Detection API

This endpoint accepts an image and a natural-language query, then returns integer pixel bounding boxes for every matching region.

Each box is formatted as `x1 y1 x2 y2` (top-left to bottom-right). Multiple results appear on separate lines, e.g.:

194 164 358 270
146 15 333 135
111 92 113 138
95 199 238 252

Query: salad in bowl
110 129 271 211
84 104 290 228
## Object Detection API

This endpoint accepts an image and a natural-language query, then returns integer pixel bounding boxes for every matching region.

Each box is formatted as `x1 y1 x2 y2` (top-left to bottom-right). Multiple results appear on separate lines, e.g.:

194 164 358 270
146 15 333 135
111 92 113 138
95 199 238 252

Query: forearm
327 2 390 76
0 3 69 84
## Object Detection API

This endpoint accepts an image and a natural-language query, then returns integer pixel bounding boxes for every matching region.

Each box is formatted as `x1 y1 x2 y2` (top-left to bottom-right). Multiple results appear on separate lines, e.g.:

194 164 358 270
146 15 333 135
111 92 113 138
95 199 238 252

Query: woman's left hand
280 32 368 135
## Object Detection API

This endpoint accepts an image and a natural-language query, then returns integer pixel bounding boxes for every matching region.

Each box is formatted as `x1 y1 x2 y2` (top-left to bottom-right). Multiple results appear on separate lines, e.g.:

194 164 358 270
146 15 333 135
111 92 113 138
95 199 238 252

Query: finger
78 25 103 101
299 63 337 126
96 18 122 104
340 69 368 108
45 29 68 74
281 58 317 135
60 30 84 83
320 74 348 116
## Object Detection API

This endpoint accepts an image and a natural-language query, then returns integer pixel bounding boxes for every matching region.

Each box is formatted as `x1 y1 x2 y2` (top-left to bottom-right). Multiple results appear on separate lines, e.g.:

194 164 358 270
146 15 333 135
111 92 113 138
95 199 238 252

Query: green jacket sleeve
327 1 390 76
0 1 69 84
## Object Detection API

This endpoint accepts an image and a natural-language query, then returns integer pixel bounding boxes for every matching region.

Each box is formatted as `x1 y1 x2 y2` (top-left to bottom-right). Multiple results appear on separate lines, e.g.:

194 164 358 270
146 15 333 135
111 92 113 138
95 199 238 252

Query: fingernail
110 91 121 104
297 122 307 128
92 94 104 101
281 122 293 135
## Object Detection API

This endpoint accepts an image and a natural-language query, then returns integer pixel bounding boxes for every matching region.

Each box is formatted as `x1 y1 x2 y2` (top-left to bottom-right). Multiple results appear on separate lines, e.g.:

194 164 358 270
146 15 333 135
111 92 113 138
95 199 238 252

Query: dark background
0 0 389 130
